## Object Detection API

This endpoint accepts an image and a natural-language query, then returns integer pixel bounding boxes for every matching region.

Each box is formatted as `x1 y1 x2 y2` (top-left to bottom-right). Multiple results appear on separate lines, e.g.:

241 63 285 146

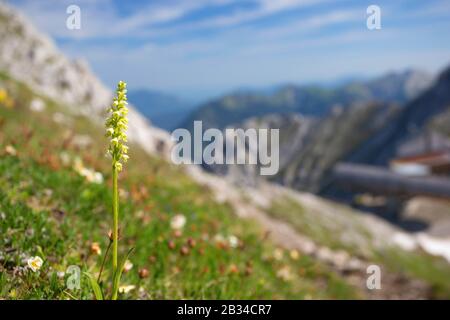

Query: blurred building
391 131 450 176
390 151 450 176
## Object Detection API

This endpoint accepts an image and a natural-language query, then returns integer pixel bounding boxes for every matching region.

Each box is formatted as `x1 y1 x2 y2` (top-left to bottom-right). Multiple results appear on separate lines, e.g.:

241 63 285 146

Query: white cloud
9 0 240 39
173 0 329 29
10 0 334 39
255 9 362 38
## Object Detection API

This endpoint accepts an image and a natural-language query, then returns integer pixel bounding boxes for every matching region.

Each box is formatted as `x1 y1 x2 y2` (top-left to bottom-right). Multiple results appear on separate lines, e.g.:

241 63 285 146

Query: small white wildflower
214 234 225 244
273 248 284 261
29 98 45 112
92 172 104 184
59 152 71 166
118 284 136 294
228 235 239 248
5 145 17 156
79 168 92 180
119 188 129 198
52 112 68 124
170 214 186 230
123 260 133 273
73 157 84 172
27 256 43 272
73 159 103 184
276 266 293 281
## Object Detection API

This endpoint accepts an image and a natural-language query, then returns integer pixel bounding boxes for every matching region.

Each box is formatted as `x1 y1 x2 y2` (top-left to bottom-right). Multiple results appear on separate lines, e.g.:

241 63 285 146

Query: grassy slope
267 197 450 299
0 72 358 299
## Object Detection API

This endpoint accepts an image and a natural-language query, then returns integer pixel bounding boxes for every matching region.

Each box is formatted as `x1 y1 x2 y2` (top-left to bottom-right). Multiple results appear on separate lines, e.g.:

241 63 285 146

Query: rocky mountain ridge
200 64 450 194
0 2 171 156
180 69 434 132
347 65 450 166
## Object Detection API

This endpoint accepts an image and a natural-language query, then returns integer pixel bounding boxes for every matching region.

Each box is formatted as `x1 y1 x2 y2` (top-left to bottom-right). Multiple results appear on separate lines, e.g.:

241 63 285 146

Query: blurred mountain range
180 69 434 131
283 65 450 193
190 65 450 197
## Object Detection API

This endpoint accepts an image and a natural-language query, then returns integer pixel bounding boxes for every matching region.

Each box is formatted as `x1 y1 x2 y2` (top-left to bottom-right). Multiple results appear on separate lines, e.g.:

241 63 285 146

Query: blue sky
8 0 450 101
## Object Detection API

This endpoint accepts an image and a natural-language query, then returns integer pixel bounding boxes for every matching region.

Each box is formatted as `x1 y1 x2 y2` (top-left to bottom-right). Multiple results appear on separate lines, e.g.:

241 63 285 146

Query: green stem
97 239 112 283
112 165 119 300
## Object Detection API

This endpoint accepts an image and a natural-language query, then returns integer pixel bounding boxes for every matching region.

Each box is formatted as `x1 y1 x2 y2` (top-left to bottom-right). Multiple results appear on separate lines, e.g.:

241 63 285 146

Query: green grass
266 197 370 255
376 249 450 299
0 72 359 299
267 196 450 299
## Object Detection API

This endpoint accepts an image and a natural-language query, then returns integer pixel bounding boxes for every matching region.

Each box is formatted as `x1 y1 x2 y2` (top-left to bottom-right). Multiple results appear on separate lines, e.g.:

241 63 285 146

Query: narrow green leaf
84 272 104 300
111 247 134 300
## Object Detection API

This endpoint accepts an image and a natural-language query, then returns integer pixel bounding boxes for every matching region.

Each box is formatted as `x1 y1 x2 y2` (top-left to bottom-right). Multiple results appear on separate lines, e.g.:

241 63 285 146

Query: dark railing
333 163 450 198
